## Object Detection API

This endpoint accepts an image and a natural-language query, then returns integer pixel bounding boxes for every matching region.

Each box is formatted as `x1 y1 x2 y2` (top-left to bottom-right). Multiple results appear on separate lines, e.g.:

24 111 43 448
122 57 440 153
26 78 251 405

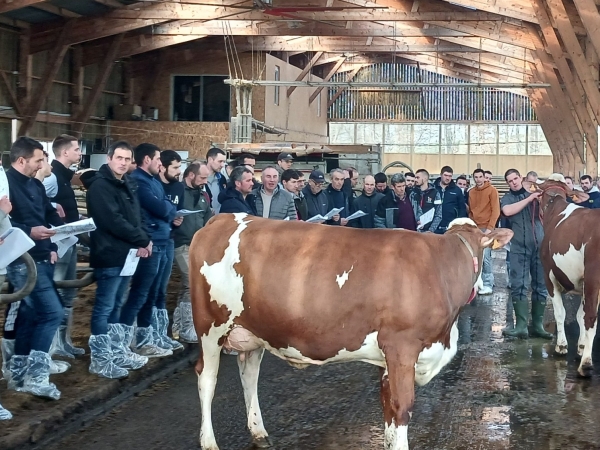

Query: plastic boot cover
107 324 147 370
7 355 28 391
171 305 181 341
179 302 198 343
150 307 173 351
133 327 172 358
49 359 71 374
23 351 61 400
154 308 183 351
50 308 85 358
0 402 12 420
89 335 129 379
1 339 15 380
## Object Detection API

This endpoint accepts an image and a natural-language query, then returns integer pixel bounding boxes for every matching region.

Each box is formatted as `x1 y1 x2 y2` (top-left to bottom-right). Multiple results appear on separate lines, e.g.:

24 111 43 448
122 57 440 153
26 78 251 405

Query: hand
340 218 349 226
55 204 66 219
0 196 11 215
173 216 184 226
136 247 149 258
50 252 58 264
30 226 56 240
529 192 542 202
332 214 340 222
146 241 153 257
417 220 421 226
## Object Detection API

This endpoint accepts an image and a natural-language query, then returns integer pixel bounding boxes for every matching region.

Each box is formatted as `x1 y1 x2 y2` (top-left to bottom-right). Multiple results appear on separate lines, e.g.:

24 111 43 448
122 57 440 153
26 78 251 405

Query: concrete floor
43 251 600 450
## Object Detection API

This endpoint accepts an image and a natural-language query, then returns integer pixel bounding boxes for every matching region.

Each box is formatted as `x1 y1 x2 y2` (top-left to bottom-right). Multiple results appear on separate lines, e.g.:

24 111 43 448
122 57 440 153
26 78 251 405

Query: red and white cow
189 214 513 450
528 174 596 377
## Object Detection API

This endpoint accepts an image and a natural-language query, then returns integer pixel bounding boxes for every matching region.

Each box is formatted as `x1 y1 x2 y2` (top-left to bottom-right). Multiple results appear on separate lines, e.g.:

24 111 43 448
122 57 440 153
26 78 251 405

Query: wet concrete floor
44 251 600 450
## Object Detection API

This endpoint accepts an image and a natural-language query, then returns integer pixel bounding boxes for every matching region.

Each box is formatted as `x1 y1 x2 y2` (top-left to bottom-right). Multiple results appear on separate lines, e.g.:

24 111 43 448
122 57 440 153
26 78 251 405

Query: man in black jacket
302 170 329 221
86 141 152 379
47 135 85 358
351 175 384 228
432 166 467 234
282 169 308 220
219 167 257 215
5 137 64 400
172 162 214 343
326 168 350 226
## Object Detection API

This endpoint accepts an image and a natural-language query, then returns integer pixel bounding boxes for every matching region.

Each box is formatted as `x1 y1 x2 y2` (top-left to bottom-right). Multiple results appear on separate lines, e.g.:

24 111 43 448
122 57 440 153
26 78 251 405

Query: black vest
51 160 79 223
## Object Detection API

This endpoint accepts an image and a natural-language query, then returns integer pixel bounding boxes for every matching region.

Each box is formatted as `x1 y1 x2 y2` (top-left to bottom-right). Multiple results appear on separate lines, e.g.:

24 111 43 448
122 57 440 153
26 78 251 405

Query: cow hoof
577 364 594 378
252 436 272 448
555 345 568 355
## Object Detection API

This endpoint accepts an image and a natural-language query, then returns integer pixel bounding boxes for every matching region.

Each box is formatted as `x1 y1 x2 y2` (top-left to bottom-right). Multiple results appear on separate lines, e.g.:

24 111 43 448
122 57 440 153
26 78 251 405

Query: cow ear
569 191 589 204
480 228 514 249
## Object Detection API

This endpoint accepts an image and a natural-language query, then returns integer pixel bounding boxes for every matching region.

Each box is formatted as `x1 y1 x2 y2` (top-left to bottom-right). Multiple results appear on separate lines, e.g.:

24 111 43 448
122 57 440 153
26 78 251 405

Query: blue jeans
139 240 174 324
7 261 63 355
91 267 132 335
119 243 166 327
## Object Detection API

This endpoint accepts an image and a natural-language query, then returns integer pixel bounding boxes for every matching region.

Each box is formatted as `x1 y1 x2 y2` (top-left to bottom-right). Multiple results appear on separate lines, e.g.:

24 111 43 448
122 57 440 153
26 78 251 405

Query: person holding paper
86 141 151 379
351 175 384 229
4 136 64 400
374 173 417 231
302 170 330 223
412 169 443 233
468 169 501 295
172 162 214 343
46 135 86 359
119 143 178 359
326 169 351 226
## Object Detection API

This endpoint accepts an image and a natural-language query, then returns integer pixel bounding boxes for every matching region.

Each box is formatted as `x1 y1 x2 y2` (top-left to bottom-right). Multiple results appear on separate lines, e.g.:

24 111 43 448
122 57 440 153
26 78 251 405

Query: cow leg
577 276 600 377
548 272 568 355
380 355 416 450
576 301 586 356
237 349 270 447
196 333 223 450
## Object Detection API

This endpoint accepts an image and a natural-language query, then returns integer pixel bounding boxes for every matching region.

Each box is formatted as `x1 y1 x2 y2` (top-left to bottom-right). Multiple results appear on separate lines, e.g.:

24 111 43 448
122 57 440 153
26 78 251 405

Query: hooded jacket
580 186 600 209
253 185 297 220
50 159 79 223
410 183 442 232
302 184 330 219
468 181 501 230
173 182 214 248
218 186 257 215
86 164 150 269
351 190 384 228
130 167 177 243
432 177 467 234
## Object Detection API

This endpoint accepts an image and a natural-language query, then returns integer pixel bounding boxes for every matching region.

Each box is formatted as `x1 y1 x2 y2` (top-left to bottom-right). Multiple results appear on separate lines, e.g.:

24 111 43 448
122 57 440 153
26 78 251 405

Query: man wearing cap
276 152 294 178
302 170 330 220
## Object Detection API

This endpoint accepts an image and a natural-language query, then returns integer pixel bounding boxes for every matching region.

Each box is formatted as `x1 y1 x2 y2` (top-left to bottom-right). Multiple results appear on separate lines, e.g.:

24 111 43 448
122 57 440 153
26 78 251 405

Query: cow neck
456 234 479 285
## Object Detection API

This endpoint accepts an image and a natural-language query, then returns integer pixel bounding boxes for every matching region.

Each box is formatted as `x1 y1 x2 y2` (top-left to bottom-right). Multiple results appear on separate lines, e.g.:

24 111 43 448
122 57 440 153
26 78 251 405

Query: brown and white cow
189 214 513 450
527 174 596 377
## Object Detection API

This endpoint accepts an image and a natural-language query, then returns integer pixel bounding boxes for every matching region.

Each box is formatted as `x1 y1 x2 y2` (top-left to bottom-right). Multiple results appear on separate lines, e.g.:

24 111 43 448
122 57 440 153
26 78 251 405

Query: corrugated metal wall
329 63 536 122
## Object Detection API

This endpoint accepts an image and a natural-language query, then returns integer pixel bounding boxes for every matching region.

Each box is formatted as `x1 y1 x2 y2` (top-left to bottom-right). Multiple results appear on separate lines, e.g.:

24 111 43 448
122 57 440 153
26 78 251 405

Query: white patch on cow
576 301 586 356
547 173 566 183
474 272 484 293
197 213 252 450
237 349 269 442
384 421 409 450
578 315 598 377
265 331 386 368
556 203 582 228
552 243 585 290
447 218 477 229
549 271 568 355
336 265 354 289
414 322 459 386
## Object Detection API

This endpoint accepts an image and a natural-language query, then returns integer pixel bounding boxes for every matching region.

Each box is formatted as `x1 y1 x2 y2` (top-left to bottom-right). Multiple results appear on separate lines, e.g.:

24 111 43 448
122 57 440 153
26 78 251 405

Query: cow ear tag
492 239 503 250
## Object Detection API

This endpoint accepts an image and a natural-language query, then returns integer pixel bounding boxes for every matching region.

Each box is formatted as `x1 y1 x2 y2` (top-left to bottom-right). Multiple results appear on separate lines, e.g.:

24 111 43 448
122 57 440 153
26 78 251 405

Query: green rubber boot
530 301 553 340
502 301 529 338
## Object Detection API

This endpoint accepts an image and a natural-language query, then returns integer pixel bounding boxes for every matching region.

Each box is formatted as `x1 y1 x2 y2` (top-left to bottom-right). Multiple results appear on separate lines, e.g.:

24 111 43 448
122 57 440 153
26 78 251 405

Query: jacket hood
87 164 126 188
473 180 493 192
588 186 599 193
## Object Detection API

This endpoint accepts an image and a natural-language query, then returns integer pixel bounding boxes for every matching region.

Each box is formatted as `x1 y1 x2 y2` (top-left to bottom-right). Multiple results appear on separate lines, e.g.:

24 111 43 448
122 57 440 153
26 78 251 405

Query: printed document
120 249 140 277
0 228 35 269
417 208 435 230
51 218 96 243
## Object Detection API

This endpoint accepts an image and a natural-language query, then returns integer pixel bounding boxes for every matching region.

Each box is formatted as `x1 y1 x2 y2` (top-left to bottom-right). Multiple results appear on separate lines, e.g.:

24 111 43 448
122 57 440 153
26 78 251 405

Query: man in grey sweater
254 166 296 220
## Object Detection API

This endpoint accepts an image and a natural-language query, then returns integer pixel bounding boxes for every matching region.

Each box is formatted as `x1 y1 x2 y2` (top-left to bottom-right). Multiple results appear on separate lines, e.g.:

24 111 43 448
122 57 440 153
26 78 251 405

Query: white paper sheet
56 235 78 258
0 227 35 269
175 209 203 218
306 214 326 223
51 218 96 243
324 207 344 220
120 249 140 277
346 210 367 221
417 208 435 230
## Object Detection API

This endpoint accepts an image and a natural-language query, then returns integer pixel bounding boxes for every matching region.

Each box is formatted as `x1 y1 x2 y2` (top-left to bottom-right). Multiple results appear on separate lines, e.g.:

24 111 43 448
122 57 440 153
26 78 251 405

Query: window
172 75 230 122
274 65 280 106
317 92 321 117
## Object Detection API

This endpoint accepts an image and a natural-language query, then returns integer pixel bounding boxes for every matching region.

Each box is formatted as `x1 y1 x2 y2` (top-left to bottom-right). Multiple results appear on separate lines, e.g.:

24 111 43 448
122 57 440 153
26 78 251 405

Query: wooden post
71 46 84 117
17 30 31 107
327 65 364 108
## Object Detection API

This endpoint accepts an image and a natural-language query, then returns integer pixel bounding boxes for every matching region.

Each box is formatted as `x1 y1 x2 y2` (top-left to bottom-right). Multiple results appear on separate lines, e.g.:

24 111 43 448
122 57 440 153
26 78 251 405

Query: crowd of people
1 134 600 419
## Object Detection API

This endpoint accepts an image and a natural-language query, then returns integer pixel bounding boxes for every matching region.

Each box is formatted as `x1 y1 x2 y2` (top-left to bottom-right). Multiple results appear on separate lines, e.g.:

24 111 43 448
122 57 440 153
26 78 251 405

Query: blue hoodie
432 177 467 234
130 168 177 243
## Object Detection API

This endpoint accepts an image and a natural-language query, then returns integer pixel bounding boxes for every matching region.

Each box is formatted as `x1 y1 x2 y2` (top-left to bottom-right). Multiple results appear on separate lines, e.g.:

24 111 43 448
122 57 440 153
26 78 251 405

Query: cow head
523 174 589 213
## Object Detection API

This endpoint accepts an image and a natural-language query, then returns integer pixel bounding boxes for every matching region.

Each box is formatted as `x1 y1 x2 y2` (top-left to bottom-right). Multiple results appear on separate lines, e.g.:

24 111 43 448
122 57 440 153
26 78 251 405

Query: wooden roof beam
309 56 346 103
287 51 323 96
0 0 45 13
328 65 364 108
572 0 600 58
32 3 81 18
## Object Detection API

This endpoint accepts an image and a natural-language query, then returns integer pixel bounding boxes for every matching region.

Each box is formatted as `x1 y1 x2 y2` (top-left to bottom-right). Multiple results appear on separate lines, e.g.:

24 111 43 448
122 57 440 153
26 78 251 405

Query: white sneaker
478 285 493 295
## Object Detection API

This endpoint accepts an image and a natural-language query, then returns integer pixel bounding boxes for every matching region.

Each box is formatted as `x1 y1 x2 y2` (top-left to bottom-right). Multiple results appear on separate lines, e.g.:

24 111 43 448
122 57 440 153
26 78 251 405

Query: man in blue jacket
119 143 181 358
431 166 467 234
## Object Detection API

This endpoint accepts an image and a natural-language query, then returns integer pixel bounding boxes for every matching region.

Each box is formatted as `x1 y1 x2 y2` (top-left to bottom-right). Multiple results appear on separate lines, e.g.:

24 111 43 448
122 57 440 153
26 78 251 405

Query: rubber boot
50 308 85 358
504 300 514 330
1 339 15 380
530 301 554 340
22 351 61 400
502 301 529 338
107 324 148 370
89 335 129 379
